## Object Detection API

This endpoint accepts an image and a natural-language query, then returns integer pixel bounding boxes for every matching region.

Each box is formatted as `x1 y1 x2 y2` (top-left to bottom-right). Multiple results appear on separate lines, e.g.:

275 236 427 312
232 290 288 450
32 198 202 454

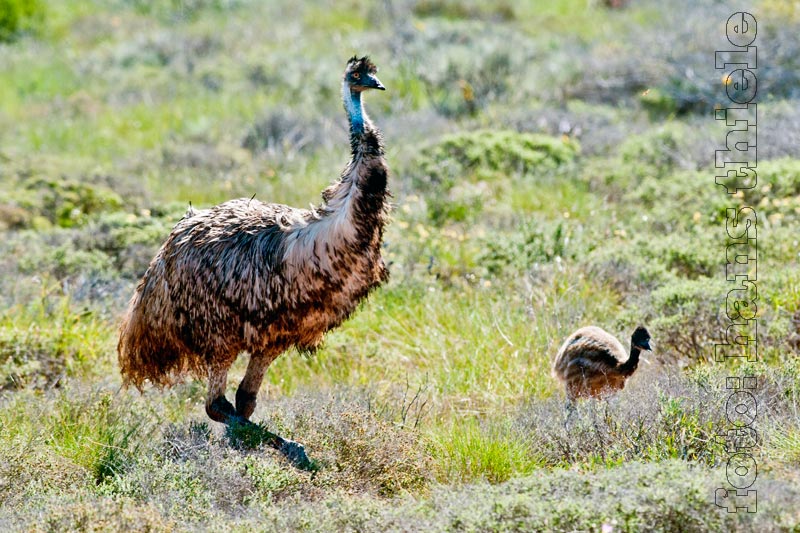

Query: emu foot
278 438 315 471
225 419 317 471
207 396 237 423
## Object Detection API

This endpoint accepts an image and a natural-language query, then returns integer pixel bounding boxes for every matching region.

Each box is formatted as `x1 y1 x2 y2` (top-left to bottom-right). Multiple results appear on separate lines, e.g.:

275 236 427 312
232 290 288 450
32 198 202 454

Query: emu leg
206 366 236 423
564 399 576 429
235 351 272 420
231 351 313 470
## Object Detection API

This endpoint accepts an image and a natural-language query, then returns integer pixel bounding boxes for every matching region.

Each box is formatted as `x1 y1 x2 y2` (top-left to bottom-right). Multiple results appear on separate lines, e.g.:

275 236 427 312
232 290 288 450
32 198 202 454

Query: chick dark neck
618 345 642 376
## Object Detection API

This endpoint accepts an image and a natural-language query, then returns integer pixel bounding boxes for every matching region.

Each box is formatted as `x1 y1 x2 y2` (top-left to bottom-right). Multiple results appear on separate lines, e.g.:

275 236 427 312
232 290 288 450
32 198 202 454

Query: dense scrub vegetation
1 0 799 530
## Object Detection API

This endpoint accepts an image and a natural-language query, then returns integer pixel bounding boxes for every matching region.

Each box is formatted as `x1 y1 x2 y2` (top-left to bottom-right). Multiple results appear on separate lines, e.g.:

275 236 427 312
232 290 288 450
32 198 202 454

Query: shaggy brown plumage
552 326 651 400
118 57 390 439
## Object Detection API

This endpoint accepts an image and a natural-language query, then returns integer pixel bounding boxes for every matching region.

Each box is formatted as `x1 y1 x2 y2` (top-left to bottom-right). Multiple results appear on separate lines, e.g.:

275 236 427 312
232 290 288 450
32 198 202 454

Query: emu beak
368 74 385 90
641 340 652 351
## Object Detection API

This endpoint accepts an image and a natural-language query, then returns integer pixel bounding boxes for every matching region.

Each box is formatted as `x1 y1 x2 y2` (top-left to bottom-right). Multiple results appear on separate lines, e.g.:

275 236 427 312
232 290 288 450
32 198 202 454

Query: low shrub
0 204 30 230
27 245 112 280
412 0 515 21
0 172 123 229
416 130 579 182
261 389 433 497
0 0 44 42
583 230 719 299
118 0 244 22
740 158 800 209
411 130 578 224
0 296 111 390
477 220 573 276
75 211 174 277
513 366 798 468
401 20 536 118
584 238 672 296
30 497 173 532
639 277 729 364
407 460 799 532
619 127 680 170
9 209 177 281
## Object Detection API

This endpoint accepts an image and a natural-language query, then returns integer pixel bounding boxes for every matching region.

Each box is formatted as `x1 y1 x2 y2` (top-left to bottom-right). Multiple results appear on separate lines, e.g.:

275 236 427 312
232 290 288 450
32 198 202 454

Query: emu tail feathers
117 299 192 390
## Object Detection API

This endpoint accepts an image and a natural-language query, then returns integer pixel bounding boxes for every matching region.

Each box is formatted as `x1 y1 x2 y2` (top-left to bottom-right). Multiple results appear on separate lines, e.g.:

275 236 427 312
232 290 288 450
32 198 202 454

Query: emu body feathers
118 56 389 430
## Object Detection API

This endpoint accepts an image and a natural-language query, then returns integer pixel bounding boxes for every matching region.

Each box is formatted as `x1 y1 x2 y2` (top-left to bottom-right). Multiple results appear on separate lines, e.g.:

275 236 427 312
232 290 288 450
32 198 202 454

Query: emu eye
352 72 360 80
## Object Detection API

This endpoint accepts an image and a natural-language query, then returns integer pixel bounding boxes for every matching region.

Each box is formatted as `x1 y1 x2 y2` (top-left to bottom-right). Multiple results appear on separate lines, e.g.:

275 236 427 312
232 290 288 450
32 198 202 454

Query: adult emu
118 56 389 461
552 325 651 401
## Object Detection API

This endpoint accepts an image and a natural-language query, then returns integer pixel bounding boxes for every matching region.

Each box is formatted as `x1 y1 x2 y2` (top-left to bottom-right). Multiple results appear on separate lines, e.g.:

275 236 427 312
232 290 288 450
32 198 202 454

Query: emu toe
280 439 315 471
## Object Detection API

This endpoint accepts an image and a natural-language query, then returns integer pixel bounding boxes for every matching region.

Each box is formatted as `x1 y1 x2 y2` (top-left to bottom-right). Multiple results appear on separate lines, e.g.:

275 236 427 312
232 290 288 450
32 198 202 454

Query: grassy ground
1 0 799 531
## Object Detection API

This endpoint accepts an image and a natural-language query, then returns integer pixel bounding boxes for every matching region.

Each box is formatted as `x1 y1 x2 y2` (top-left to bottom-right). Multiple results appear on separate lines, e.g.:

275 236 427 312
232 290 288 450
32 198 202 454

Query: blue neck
345 89 364 135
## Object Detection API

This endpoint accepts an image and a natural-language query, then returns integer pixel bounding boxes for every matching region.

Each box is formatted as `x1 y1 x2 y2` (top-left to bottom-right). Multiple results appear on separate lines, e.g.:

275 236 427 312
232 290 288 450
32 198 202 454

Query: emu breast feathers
154 197 385 339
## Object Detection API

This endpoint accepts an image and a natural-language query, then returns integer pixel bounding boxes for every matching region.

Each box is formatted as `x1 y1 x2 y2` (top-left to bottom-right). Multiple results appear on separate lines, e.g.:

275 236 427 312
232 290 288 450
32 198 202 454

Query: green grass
45 390 153 483
434 417 543 483
0 289 113 389
266 271 616 408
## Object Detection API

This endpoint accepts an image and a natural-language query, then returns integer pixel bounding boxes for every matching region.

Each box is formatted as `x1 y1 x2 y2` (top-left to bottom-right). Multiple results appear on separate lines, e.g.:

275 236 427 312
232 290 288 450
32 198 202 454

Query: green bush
6 208 177 281
740 158 800 217
585 238 672 296
640 79 708 116
35 177 124 228
405 22 535 117
411 130 579 224
642 277 729 363
0 0 44 42
0 174 124 229
15 235 112 279
584 125 697 199
639 86 679 116
417 130 579 181
618 125 684 177
583 230 720 299
645 232 719 279
622 170 728 228
477 220 572 275
75 210 174 276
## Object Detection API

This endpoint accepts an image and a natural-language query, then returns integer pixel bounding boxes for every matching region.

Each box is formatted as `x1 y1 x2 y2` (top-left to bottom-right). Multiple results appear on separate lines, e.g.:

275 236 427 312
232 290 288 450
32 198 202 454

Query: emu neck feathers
345 87 365 135
281 85 387 269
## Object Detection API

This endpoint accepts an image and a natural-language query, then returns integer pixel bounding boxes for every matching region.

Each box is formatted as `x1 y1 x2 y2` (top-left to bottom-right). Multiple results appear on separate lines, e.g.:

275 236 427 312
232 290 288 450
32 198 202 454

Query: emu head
631 326 652 351
344 56 385 92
